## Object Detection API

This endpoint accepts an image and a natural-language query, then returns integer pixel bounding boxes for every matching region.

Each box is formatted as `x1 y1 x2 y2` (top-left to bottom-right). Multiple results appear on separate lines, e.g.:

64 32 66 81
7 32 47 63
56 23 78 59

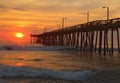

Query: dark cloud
0 4 7 9
0 5 8 13
11 7 27 11
0 4 27 11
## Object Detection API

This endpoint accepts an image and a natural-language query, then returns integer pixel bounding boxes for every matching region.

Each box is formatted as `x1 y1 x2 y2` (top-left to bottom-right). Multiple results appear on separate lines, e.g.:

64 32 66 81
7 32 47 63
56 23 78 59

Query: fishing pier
31 18 120 55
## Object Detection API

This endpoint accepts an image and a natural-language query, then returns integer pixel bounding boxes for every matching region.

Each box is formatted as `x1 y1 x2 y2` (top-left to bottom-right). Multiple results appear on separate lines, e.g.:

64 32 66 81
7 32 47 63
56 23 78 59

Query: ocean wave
0 45 77 51
0 64 99 81
0 45 118 51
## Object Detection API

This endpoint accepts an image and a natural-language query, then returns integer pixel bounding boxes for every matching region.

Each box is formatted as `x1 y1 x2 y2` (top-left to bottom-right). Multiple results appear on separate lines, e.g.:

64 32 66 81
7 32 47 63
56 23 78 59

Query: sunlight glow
15 32 24 38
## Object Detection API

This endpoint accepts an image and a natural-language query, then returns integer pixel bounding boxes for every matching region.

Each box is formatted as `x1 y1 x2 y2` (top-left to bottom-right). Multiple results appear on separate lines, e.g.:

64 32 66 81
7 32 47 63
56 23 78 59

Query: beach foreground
0 50 120 83
0 78 120 83
0 71 120 83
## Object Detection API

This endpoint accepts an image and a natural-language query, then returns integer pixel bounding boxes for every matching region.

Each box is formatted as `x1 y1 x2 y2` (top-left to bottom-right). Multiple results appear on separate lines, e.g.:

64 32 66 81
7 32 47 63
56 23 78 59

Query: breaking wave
0 64 99 81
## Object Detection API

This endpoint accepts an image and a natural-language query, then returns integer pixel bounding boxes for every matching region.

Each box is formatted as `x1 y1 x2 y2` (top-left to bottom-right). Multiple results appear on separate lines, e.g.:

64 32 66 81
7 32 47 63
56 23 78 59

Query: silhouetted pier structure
31 18 120 55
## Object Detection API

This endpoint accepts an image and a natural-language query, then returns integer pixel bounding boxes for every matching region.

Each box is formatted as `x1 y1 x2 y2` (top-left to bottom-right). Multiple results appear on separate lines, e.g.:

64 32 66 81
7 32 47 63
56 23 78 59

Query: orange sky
0 0 120 45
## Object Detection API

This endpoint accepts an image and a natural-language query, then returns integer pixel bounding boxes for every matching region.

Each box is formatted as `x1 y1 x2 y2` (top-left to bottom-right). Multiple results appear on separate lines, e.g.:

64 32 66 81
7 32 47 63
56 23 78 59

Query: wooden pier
31 18 120 55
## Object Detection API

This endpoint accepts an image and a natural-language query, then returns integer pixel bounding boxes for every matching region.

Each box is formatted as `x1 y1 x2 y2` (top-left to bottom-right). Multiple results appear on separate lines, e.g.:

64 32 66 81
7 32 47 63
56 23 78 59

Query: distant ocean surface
0 44 120 81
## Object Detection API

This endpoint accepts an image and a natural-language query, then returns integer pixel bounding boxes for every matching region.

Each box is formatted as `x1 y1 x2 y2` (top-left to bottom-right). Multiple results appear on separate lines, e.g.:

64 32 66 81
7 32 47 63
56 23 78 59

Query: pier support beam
117 28 120 53
95 31 98 52
99 30 103 54
104 29 107 55
111 28 114 54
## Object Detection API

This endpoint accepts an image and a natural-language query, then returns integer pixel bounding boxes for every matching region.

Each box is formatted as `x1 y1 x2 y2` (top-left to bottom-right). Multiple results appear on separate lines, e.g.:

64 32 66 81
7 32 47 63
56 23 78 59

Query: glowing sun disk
15 32 24 38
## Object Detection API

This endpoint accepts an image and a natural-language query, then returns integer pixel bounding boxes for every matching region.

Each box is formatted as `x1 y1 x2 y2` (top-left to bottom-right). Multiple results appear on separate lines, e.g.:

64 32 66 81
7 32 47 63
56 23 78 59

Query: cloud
0 4 7 9
25 0 80 12
11 7 28 11
0 0 120 24
0 0 103 13
78 0 104 10
27 0 105 13
0 18 52 22
0 5 27 12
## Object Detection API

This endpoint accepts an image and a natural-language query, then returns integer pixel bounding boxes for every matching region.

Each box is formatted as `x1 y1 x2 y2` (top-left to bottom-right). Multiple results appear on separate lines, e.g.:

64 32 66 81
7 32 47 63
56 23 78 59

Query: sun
15 32 24 38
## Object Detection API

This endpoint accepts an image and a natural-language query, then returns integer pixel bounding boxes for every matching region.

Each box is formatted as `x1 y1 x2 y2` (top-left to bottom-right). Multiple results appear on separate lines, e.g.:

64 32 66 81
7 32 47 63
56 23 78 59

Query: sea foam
0 64 99 81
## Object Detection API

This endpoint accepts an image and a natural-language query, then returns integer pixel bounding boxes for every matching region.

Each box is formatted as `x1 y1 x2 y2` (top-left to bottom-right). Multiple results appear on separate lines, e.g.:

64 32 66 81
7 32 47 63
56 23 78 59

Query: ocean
0 45 120 82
